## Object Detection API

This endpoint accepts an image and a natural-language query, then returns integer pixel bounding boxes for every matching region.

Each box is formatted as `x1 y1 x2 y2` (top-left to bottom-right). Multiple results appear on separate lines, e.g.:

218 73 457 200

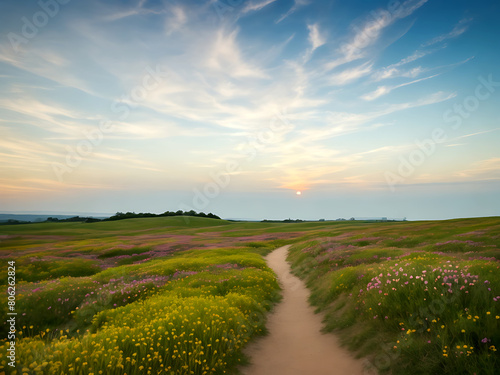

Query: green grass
287 217 500 375
0 258 101 284
0 216 232 238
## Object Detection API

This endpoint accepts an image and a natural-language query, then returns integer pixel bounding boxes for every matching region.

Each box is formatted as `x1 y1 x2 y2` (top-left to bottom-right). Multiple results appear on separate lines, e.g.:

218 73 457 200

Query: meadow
287 217 500 374
0 216 499 374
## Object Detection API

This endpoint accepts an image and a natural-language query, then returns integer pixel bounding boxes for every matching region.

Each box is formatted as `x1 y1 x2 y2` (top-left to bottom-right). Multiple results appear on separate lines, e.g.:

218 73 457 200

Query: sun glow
296 191 302 196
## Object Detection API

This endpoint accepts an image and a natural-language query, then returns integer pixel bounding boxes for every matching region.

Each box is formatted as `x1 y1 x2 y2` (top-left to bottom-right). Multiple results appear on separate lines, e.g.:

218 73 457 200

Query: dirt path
240 245 367 375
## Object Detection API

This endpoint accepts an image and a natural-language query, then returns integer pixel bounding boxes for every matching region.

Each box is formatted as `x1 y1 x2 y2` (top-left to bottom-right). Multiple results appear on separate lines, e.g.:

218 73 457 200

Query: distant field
0 216 499 374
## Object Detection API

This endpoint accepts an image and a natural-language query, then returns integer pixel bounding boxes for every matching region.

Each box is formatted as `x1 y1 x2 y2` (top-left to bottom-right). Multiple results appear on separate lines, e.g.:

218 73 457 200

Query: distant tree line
104 210 221 221
0 210 221 225
0 219 31 225
45 216 101 223
261 219 305 223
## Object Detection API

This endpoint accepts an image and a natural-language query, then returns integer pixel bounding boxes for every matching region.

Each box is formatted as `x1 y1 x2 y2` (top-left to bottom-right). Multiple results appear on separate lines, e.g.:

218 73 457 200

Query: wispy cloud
448 127 500 142
206 28 269 79
333 0 429 65
392 48 441 68
0 177 121 195
370 44 448 82
327 62 373 86
165 6 187 35
242 0 278 13
0 137 62 161
0 97 97 137
276 0 309 23
456 158 500 181
297 90 456 143
372 66 424 81
302 23 326 62
362 73 440 101
307 23 325 52
422 18 472 47
101 0 165 21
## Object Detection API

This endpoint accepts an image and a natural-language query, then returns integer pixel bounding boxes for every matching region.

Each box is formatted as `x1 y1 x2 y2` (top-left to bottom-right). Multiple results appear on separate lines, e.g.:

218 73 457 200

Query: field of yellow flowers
0 219 282 375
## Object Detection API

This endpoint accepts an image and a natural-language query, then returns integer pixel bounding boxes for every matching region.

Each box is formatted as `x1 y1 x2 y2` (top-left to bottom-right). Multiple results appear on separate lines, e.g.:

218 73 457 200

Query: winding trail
240 245 366 375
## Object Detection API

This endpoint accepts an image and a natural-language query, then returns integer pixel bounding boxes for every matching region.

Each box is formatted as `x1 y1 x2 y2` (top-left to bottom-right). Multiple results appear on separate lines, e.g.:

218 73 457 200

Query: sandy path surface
240 245 367 375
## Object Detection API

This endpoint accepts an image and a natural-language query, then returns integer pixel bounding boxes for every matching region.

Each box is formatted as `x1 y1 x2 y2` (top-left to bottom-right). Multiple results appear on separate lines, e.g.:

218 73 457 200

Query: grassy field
0 217 288 375
287 217 500 374
0 216 499 374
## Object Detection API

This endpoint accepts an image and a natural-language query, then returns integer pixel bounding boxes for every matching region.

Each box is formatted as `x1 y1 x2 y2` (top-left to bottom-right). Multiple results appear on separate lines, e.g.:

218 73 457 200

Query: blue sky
0 0 499 220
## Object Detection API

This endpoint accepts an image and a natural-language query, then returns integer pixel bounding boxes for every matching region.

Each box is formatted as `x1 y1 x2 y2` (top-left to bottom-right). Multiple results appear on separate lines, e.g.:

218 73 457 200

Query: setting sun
296 191 302 196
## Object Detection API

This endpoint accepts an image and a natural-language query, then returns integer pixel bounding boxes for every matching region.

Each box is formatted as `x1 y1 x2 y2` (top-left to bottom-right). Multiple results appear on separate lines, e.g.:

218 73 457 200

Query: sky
0 0 499 221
